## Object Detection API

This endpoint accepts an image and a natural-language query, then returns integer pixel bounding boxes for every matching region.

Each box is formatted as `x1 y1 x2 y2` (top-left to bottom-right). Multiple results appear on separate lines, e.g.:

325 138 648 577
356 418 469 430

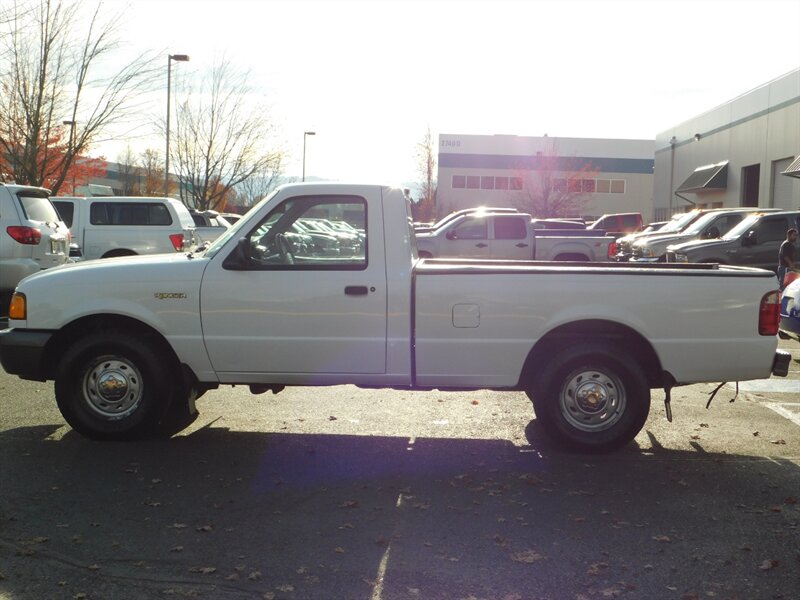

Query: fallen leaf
770 439 786 445
171 523 188 529
31 537 49 544
471 400 480 405
510 549 545 563
87 564 100 571
334 547 346 553
652 535 671 543
195 525 213 532
329 415 337 421
226 573 240 581
248 571 262 580
785 497 798 505
587 562 609 575
263 593 276 600
752 431 759 437
189 566 216 574
758 559 779 571
339 500 359 509
276 584 295 592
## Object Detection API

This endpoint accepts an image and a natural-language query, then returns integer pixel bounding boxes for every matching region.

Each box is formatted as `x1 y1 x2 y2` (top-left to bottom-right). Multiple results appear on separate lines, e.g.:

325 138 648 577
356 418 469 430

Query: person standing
778 227 798 289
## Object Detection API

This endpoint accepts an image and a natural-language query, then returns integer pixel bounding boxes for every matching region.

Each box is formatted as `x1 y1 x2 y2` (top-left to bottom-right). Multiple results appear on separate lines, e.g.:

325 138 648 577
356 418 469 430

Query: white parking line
761 402 800 427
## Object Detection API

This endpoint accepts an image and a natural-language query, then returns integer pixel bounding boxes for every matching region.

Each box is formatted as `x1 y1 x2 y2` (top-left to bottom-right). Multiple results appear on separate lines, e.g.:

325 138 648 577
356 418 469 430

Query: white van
52 196 197 260
1 184 70 312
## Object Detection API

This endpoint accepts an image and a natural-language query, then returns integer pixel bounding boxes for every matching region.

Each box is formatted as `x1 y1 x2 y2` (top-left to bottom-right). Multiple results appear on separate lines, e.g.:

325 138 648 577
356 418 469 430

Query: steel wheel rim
82 357 143 419
559 367 626 432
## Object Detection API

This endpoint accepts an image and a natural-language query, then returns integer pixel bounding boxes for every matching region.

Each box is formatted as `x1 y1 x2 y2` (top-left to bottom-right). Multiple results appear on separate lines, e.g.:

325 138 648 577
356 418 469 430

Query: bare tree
138 148 163 197
117 145 139 195
234 157 284 208
172 57 283 211
0 0 160 194
411 126 437 222
511 140 596 218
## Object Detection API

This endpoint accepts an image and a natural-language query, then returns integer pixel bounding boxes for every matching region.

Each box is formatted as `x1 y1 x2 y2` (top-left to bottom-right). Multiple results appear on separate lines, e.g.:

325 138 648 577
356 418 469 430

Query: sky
96 0 800 187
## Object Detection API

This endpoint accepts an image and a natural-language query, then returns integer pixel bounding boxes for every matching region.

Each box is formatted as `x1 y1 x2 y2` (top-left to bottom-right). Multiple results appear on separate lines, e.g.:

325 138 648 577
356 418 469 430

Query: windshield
722 214 761 240
680 212 724 235
203 188 280 258
658 211 699 233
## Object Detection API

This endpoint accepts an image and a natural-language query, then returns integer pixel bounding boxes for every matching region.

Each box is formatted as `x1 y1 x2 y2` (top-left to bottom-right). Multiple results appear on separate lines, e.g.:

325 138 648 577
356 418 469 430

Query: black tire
55 332 177 440
527 343 650 452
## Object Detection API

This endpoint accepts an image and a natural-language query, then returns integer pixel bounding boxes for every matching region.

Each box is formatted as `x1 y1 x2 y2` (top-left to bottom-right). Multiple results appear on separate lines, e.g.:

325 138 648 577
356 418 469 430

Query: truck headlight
640 247 653 257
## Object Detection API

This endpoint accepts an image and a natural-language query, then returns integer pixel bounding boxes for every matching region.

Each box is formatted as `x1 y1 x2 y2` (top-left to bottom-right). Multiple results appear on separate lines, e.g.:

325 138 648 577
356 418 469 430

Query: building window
596 179 610 193
510 177 523 190
453 175 465 189
467 176 480 189
582 179 596 193
495 176 509 190
481 176 495 190
610 180 625 193
553 178 566 192
568 179 581 193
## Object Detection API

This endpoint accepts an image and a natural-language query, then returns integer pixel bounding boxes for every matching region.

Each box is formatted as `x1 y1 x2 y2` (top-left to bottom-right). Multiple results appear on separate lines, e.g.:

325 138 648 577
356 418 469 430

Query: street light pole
165 53 190 197
302 131 316 182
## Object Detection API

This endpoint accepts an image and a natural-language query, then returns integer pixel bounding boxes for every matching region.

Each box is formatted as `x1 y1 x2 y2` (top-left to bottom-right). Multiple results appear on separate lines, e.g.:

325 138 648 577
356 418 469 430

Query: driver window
453 217 488 240
244 195 366 269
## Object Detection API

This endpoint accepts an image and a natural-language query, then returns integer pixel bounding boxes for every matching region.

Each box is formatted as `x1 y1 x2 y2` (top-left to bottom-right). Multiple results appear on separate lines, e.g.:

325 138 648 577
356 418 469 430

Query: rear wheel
55 332 177 440
527 343 650 452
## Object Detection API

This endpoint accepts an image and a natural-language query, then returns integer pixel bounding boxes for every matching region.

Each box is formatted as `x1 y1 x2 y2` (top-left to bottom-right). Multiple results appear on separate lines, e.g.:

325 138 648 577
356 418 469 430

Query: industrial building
654 68 800 221
436 134 655 221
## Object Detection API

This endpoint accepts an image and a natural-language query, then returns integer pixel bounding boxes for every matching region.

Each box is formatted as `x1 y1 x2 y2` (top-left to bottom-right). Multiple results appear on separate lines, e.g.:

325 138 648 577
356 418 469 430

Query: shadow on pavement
0 423 798 600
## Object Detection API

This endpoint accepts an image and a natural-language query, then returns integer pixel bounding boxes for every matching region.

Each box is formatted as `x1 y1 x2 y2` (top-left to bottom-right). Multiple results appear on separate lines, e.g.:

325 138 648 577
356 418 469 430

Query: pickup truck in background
666 211 800 270
415 211 615 261
630 208 776 263
587 212 643 237
0 183 789 452
615 210 703 261
414 207 520 233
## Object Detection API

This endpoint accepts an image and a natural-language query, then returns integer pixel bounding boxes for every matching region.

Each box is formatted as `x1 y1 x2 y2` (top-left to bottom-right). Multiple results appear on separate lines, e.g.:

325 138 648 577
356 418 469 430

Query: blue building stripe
439 153 654 174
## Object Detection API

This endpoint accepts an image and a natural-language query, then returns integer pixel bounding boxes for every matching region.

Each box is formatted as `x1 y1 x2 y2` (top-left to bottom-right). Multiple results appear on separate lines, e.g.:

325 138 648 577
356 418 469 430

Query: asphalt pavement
0 339 798 600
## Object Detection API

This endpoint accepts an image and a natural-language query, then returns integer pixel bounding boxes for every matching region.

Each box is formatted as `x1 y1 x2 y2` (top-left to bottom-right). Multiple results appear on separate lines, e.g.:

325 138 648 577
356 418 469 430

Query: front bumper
0 328 53 381
772 350 792 377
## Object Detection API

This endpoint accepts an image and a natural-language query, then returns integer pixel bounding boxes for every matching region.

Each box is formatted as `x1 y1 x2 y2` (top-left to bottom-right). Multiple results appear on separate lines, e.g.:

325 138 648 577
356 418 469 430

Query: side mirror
742 230 757 247
222 237 251 270
445 230 457 240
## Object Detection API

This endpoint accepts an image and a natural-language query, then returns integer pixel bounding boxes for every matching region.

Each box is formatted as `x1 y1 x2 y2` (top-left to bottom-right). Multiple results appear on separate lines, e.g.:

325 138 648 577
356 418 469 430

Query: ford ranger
0 183 790 452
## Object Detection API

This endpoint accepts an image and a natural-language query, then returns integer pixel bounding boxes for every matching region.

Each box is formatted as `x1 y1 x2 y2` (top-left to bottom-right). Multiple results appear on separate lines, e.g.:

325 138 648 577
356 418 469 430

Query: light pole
63 120 76 193
302 131 316 182
165 53 190 196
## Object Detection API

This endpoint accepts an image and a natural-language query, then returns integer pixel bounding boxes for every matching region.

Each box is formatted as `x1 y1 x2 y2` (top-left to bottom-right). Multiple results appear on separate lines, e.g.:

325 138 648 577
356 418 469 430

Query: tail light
758 290 781 336
607 241 617 258
7 226 42 245
169 233 185 251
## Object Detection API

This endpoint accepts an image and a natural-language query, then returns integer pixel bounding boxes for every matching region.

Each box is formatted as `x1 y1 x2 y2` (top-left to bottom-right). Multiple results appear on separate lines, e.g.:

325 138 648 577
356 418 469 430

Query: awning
676 161 729 193
781 155 800 179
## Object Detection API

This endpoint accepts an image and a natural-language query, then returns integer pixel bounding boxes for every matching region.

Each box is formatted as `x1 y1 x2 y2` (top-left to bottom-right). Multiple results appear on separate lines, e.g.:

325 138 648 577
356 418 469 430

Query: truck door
491 215 532 259
200 193 388 375
444 217 491 258
740 215 789 270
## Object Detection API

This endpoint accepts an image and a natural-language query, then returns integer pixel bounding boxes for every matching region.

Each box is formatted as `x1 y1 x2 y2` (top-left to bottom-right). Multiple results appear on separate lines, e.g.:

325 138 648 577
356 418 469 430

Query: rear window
17 193 60 223
90 202 173 226
52 201 75 228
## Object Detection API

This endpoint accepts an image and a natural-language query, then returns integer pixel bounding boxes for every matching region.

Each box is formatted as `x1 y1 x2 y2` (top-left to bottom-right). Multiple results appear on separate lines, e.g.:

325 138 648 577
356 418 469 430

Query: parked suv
615 210 704 261
52 196 196 260
666 211 800 271
630 208 777 263
1 184 70 312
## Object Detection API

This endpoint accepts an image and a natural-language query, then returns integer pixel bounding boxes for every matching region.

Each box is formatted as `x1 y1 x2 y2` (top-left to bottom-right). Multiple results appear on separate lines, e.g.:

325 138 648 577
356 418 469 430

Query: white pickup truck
0 183 790 452
415 211 615 261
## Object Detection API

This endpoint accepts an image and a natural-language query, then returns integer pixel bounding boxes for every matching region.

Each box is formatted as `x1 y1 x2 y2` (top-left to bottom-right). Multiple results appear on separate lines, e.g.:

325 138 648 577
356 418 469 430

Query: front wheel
527 343 650 452
55 333 177 440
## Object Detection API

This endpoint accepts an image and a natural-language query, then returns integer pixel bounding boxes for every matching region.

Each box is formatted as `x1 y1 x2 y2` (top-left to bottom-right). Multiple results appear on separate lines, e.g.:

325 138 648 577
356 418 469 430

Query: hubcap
82 358 143 419
560 369 626 432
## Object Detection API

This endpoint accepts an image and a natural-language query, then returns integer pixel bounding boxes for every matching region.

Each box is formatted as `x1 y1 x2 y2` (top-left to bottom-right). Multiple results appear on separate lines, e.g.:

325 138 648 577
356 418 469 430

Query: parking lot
0 338 798 600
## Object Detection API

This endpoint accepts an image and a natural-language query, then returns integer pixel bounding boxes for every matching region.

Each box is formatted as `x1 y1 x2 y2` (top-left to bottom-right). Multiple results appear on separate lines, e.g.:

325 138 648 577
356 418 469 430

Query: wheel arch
519 319 666 389
102 249 138 258
41 314 191 383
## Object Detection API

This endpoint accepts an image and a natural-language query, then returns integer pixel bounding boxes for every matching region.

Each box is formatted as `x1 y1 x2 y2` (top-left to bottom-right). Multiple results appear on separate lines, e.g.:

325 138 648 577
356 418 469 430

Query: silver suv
1 184 70 313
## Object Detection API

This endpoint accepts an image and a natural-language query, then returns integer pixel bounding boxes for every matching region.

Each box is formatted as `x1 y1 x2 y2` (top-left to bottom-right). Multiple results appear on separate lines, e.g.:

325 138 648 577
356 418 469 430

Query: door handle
515 243 529 248
475 243 488 248
345 286 369 296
